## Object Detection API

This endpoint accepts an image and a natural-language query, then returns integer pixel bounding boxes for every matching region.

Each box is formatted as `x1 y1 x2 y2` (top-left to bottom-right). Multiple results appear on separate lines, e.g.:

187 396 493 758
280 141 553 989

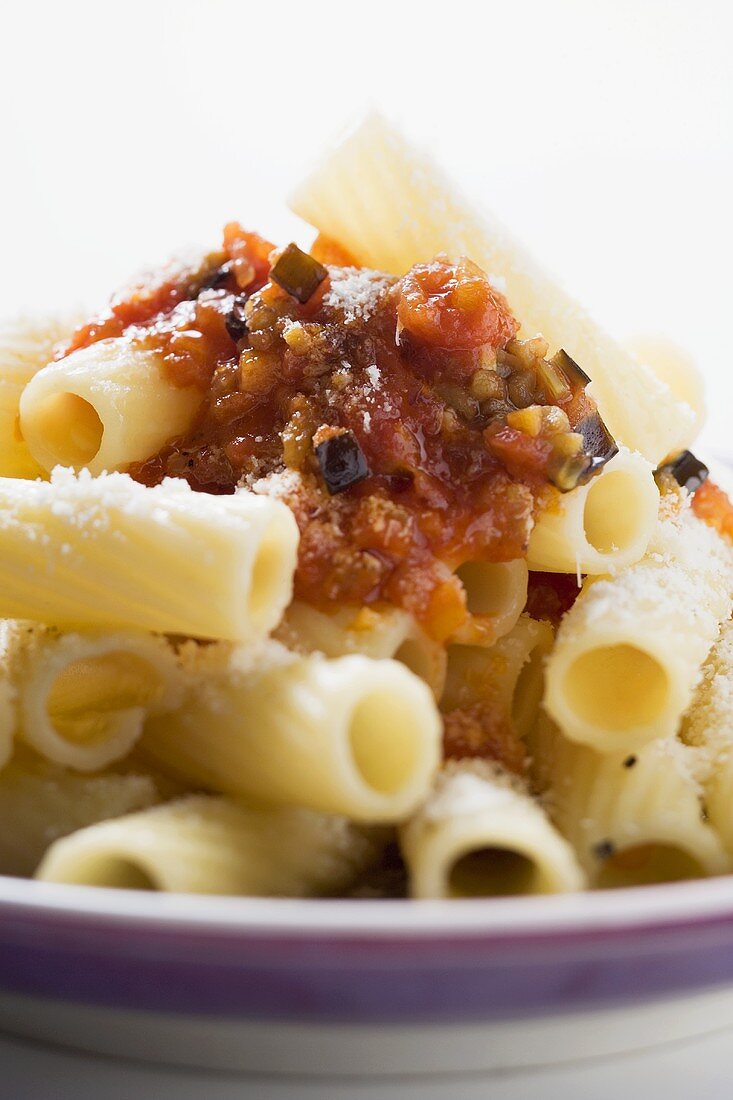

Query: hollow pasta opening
594 843 704 889
348 690 422 795
449 846 537 897
47 652 164 745
31 393 103 466
583 469 648 555
63 855 158 890
456 561 519 617
563 644 668 732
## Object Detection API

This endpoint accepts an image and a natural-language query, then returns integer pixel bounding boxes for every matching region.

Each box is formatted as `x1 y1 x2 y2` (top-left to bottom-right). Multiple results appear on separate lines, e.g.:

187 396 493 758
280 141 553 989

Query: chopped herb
315 431 370 494
271 243 327 304
657 450 709 495
623 755 637 769
224 297 249 343
593 839 616 860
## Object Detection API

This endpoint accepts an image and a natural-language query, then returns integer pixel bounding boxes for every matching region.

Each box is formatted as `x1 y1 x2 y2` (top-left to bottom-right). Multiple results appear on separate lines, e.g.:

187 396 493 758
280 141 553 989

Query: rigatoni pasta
0 117 725 901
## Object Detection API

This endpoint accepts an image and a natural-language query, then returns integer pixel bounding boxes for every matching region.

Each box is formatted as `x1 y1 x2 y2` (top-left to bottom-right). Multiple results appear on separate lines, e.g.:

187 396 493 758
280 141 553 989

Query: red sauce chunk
66 228 613 640
692 479 733 541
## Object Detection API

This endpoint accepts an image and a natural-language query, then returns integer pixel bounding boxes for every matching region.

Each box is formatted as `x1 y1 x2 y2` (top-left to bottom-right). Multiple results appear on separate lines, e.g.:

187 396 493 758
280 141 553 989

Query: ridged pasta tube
526 448 659 575
37 795 383 897
682 621 733 855
541 724 727 888
19 335 201 475
442 615 554 740
626 335 706 439
0 470 299 641
544 501 733 752
0 749 160 876
142 641 442 823
275 601 446 697
290 114 695 464
450 558 528 646
16 629 182 771
399 760 584 898
0 315 78 478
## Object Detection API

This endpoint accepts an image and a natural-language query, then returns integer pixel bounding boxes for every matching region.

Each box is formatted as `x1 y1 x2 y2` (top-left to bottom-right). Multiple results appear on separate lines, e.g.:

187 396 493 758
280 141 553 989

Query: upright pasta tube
0 314 78 478
539 721 727 888
290 113 695 464
16 629 182 772
0 470 298 641
450 559 528 646
682 621 733 855
37 795 384 897
0 748 160 876
19 336 202 475
142 642 442 823
399 760 584 898
544 501 733 752
275 601 446 697
526 449 659 575
442 615 554 740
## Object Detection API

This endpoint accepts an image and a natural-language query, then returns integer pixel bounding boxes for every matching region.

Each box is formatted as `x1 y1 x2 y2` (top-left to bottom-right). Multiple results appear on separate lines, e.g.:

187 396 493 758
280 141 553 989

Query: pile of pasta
1 116 731 900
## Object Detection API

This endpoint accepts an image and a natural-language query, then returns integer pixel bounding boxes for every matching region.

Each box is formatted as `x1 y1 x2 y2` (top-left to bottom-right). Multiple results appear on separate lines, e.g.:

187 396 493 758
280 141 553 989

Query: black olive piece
623 755 637 769
270 243 327 304
551 348 592 386
593 839 616 860
224 297 249 343
656 450 709 495
315 432 370 495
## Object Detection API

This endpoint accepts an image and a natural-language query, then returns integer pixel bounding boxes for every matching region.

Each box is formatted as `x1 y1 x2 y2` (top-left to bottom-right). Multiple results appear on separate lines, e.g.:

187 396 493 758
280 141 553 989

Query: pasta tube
0 469 298 641
399 760 584 898
442 615 553 740
526 448 659 575
626 335 706 438
541 723 727 888
681 621 733 854
275 601 446 697
0 314 78 478
290 113 695 464
450 558 528 646
0 748 160 876
544 501 733 752
143 641 442 823
19 335 201 475
16 629 182 772
37 795 383 897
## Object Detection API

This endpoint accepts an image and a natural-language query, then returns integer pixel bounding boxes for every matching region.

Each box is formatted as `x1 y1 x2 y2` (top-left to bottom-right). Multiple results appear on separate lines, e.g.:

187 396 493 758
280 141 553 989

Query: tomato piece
222 223 274 291
692 479 733 540
396 256 518 351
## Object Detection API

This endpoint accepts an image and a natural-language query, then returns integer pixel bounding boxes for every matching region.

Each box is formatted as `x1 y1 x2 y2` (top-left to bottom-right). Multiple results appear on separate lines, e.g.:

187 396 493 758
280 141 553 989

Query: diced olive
224 296 249 343
550 348 591 386
270 243 328 304
548 452 594 492
575 411 619 468
656 450 709 494
535 358 572 403
315 431 370 494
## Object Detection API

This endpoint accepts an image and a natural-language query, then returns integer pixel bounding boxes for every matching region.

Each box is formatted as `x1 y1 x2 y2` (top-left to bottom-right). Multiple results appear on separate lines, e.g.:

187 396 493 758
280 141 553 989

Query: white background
1 1 733 1095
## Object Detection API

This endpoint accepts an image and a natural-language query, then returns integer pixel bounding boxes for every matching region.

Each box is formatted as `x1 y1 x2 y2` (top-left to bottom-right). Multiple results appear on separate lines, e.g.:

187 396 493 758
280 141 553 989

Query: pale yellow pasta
681 621 733 854
450 558 528 646
16 628 182 771
290 114 694 464
275 601 446 697
19 335 201 475
544 499 733 752
0 748 161 876
400 759 584 898
142 641 442 823
540 721 727 887
526 448 659 575
37 795 383 897
626 335 706 437
0 469 298 641
0 315 79 478
442 616 554 741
